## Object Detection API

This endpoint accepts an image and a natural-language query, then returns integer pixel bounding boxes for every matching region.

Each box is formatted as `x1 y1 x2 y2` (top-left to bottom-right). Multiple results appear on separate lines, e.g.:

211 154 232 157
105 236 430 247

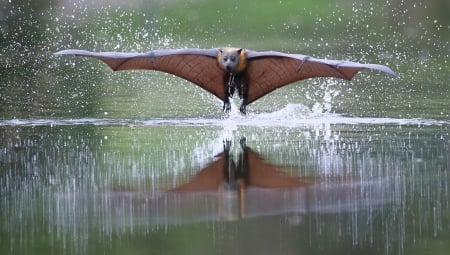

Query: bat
55 47 396 114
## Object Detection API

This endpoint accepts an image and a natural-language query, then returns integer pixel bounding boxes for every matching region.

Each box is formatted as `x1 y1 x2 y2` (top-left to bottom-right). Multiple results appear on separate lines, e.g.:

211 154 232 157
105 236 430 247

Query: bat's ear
218 48 223 53
237 48 243 54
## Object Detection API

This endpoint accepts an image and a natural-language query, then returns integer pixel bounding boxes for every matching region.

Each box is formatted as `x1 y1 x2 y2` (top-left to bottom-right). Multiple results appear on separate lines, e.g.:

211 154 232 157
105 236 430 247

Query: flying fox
55 47 395 114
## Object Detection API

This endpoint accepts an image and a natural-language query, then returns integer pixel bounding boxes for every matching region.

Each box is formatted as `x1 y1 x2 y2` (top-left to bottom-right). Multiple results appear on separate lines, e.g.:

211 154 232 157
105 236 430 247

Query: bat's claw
223 100 231 113
239 137 247 148
239 103 247 115
223 140 232 152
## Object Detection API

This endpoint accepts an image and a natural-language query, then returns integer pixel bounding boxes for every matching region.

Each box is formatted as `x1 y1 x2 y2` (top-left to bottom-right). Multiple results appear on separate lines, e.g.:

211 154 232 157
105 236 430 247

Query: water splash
1 107 448 128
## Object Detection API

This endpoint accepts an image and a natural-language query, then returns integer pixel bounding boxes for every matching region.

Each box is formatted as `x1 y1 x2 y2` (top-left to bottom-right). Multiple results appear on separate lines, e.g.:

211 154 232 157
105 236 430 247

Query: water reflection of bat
100 139 391 222
55 47 395 114
170 138 310 192
169 138 311 219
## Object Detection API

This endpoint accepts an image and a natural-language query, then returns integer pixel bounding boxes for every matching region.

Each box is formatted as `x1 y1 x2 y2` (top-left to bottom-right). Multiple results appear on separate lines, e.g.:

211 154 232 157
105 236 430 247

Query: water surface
1 114 449 254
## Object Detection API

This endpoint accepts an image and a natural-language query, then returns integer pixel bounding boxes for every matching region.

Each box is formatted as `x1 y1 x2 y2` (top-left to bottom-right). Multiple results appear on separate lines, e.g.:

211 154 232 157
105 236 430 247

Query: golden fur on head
217 48 247 73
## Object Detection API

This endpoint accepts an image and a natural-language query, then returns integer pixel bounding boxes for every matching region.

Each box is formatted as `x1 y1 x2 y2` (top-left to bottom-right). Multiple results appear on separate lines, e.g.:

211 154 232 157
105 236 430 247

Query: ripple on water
0 104 448 128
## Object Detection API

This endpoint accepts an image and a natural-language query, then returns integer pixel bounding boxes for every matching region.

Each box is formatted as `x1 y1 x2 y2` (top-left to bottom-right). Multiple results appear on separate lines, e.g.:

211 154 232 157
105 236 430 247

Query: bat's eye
230 56 236 62
223 57 228 61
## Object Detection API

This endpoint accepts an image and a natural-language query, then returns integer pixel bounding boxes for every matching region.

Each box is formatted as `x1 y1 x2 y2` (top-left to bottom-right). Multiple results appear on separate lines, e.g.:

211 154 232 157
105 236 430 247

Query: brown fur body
217 48 249 113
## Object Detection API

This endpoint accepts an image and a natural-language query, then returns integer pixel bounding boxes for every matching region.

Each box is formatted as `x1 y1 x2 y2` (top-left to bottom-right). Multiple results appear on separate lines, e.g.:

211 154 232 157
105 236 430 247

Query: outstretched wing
55 48 227 100
245 50 396 104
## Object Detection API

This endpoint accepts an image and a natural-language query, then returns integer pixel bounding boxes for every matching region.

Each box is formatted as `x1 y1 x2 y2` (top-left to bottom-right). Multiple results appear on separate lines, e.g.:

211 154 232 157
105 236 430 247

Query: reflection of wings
55 49 227 101
245 50 396 104
170 145 311 191
169 152 226 192
245 147 309 188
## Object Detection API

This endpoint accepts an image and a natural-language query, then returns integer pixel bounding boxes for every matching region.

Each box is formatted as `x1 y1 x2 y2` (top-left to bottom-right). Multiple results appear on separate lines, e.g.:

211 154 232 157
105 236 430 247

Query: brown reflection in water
106 138 392 223
171 138 311 191
169 138 313 218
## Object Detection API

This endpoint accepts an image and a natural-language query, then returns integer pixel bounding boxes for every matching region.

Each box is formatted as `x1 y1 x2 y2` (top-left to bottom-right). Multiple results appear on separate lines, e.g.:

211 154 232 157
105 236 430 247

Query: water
1 114 449 254
1 0 450 254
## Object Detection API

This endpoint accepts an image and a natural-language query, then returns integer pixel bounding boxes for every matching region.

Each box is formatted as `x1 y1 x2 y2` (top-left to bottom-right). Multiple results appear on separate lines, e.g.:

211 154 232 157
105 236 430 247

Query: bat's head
218 48 247 73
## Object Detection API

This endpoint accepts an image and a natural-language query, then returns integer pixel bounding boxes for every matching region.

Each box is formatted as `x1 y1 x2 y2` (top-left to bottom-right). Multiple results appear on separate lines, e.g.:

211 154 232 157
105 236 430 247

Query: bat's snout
225 65 233 71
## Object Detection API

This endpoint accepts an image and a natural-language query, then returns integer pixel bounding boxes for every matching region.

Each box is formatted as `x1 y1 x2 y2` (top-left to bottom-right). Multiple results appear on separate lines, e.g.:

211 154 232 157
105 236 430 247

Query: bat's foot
223 140 232 152
239 103 247 115
223 100 231 113
239 137 246 148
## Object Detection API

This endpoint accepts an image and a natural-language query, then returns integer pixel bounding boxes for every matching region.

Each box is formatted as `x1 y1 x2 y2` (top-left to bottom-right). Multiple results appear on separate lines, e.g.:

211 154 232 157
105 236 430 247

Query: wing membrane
55 49 227 100
245 51 395 104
